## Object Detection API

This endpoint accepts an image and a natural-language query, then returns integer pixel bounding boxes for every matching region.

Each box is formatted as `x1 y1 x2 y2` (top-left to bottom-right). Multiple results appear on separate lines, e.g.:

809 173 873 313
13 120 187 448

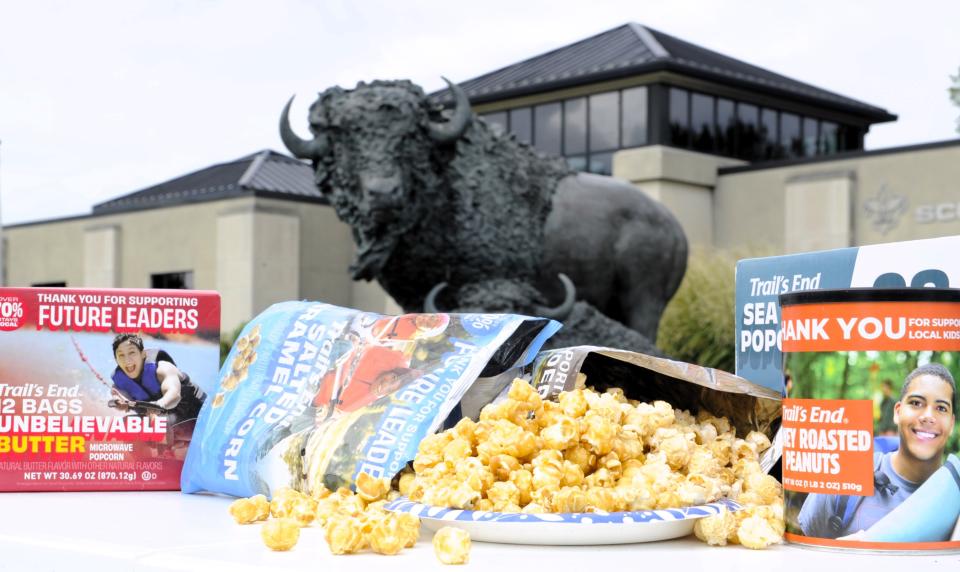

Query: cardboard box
735 235 960 393
0 288 220 491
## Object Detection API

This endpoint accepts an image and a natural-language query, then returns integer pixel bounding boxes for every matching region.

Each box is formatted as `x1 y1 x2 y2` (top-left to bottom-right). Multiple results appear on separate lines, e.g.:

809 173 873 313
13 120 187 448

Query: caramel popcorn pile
229 472 421 556
407 379 783 549
213 324 262 408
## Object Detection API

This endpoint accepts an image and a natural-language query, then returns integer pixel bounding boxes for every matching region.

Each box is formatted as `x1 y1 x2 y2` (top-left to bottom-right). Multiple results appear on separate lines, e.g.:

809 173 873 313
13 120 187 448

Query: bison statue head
281 79 471 281
280 79 571 311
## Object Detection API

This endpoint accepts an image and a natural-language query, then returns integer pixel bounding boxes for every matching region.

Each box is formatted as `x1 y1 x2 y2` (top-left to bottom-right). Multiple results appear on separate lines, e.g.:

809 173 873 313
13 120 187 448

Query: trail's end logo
863 184 907 235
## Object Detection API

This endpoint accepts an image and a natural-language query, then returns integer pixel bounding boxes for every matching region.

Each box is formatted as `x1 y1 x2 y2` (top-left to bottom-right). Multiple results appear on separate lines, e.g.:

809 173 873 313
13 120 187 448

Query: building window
534 103 562 155
32 281 66 287
780 112 802 158
716 98 735 157
588 91 619 152
651 85 862 161
588 151 614 175
669 87 690 148
566 155 587 171
691 93 716 153
621 86 648 147
760 108 780 159
838 124 861 151
151 271 193 290
493 86 652 174
819 121 838 155
736 102 760 160
802 117 818 157
564 98 587 155
482 111 507 133
509 107 532 144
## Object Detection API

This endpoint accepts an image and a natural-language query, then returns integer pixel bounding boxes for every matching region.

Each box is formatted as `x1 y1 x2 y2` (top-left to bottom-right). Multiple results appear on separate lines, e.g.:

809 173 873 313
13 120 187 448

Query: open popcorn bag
389 346 784 547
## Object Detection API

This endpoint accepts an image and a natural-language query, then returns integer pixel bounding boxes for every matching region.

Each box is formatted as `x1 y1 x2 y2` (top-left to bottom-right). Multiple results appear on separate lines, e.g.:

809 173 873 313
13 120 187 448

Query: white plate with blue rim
384 497 741 545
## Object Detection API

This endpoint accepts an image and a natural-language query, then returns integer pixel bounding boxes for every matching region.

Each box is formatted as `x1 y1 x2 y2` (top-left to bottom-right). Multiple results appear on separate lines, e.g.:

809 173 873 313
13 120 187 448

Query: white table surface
0 492 957 571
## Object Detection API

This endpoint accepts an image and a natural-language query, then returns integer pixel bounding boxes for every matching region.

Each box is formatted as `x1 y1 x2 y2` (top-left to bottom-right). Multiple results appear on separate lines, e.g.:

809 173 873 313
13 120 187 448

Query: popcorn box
735 235 960 393
0 287 220 491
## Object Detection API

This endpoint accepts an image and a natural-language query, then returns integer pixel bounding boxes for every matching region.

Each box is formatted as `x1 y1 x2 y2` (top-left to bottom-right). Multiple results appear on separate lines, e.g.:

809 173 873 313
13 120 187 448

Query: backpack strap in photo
829 451 889 535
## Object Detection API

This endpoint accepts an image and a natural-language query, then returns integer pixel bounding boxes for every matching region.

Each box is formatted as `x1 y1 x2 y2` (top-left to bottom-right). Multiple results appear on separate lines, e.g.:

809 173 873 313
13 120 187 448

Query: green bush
657 246 770 373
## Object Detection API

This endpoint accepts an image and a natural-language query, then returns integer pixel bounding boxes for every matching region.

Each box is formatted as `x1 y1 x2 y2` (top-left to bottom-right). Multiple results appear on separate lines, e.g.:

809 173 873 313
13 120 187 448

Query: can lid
780 288 960 306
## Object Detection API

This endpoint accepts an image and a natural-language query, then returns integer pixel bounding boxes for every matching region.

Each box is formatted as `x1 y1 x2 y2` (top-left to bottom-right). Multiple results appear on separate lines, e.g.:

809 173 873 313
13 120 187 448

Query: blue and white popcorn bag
181 301 558 497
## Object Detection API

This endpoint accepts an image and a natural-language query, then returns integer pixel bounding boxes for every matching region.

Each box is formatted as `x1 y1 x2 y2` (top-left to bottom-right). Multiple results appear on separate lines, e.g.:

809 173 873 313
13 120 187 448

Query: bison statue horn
426 77 472 144
424 273 576 321
279 96 329 161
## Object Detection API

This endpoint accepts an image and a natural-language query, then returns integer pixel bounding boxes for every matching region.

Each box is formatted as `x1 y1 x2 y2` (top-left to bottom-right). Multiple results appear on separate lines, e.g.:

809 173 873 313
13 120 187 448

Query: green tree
951 66 960 134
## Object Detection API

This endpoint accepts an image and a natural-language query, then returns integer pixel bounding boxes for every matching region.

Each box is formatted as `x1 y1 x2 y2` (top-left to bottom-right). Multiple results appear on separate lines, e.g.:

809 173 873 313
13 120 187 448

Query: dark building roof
92 150 322 215
433 23 896 123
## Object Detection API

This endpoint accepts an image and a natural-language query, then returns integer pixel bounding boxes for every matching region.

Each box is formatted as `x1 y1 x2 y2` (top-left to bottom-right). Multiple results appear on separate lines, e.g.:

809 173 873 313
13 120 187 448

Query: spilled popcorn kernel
433 526 471 565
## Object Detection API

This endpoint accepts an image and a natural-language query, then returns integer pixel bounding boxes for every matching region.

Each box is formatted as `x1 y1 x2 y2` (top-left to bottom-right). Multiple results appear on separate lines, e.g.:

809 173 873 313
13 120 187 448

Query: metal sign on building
862 184 908 236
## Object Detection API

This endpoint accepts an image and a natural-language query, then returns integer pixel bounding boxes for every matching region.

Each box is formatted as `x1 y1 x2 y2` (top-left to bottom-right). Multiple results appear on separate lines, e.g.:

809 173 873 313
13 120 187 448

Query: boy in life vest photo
797 363 959 541
110 333 206 424
311 313 449 420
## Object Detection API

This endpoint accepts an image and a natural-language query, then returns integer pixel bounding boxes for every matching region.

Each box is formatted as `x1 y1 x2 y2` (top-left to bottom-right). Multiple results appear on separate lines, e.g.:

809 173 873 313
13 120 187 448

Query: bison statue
280 78 687 344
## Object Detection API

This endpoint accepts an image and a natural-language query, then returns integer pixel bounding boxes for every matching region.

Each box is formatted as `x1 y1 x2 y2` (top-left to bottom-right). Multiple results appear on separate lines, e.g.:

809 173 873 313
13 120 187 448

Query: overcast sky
1 0 958 225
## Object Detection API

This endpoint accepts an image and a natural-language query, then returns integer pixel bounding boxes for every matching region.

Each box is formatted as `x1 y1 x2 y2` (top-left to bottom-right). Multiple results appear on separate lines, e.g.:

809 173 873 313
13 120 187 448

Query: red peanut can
780 288 960 553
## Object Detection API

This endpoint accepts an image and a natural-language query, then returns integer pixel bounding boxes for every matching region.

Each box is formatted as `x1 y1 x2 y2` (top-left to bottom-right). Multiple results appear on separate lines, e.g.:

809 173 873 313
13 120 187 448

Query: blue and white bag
181 301 558 497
